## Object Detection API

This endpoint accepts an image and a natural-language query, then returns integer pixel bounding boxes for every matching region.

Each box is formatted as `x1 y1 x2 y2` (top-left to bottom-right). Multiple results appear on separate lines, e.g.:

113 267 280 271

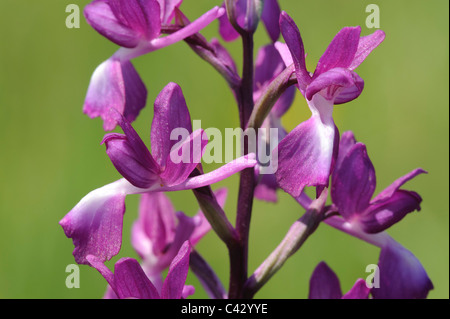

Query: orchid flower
131 189 227 290
331 131 425 233
83 0 225 130
253 44 296 202
274 11 386 197
60 83 256 265
88 240 194 299
309 262 370 299
219 0 281 42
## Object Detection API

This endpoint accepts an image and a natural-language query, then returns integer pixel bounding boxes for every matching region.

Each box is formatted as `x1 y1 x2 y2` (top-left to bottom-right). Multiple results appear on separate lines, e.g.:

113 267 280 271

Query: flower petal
306 67 363 102
342 279 371 299
279 12 310 91
261 0 281 42
218 3 240 41
349 30 386 71
371 168 427 204
275 97 336 197
254 44 285 95
83 58 147 131
84 0 142 48
309 262 343 299
335 130 357 169
157 0 183 24
314 26 361 77
360 190 422 233
160 129 208 186
372 241 433 299
331 143 376 221
161 241 191 299
133 192 177 257
102 112 160 188
114 257 160 299
151 82 193 168
59 179 136 264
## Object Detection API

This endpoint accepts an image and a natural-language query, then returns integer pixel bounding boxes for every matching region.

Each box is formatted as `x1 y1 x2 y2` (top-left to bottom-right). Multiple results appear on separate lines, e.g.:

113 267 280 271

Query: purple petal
83 58 147 131
210 38 238 74
360 190 422 233
372 241 433 299
218 3 240 41
272 85 296 118
133 192 177 257
101 112 160 188
335 130 357 169
60 180 131 264
161 241 191 299
254 44 285 95
261 0 281 42
275 99 336 197
306 67 364 102
331 143 376 221
157 0 183 24
372 168 427 204
279 12 310 91
84 0 142 48
309 262 343 299
314 26 361 77
274 41 293 67
114 257 160 299
342 279 371 299
151 82 193 168
159 129 208 186
182 285 196 299
254 170 278 202
349 30 386 70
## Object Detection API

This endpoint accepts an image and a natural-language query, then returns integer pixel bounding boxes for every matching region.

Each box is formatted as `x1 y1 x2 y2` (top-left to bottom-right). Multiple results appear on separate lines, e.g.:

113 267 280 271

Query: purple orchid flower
323 216 434 299
331 131 425 233
218 0 281 42
83 0 225 130
87 240 194 299
60 83 256 265
274 11 385 198
253 44 296 202
131 189 227 289
309 261 371 299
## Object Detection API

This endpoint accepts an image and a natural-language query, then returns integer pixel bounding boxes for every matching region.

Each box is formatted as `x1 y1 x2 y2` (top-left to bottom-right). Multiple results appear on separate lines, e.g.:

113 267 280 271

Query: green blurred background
0 0 448 299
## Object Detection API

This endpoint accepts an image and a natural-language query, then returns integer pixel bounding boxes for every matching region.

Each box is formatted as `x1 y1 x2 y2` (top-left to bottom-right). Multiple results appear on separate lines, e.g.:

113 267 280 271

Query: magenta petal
261 0 281 42
342 279 371 299
306 67 363 101
331 143 376 221
151 82 193 168
83 58 147 131
372 241 433 299
371 168 427 204
114 257 160 299
349 30 386 70
335 131 357 169
86 255 115 289
161 241 191 299
160 129 208 186
157 0 183 24
254 45 285 94
254 171 278 202
314 26 361 77
134 192 177 256
59 180 130 264
279 12 310 91
102 113 160 188
210 38 238 74
309 262 343 299
275 113 336 198
84 0 142 48
360 190 422 234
